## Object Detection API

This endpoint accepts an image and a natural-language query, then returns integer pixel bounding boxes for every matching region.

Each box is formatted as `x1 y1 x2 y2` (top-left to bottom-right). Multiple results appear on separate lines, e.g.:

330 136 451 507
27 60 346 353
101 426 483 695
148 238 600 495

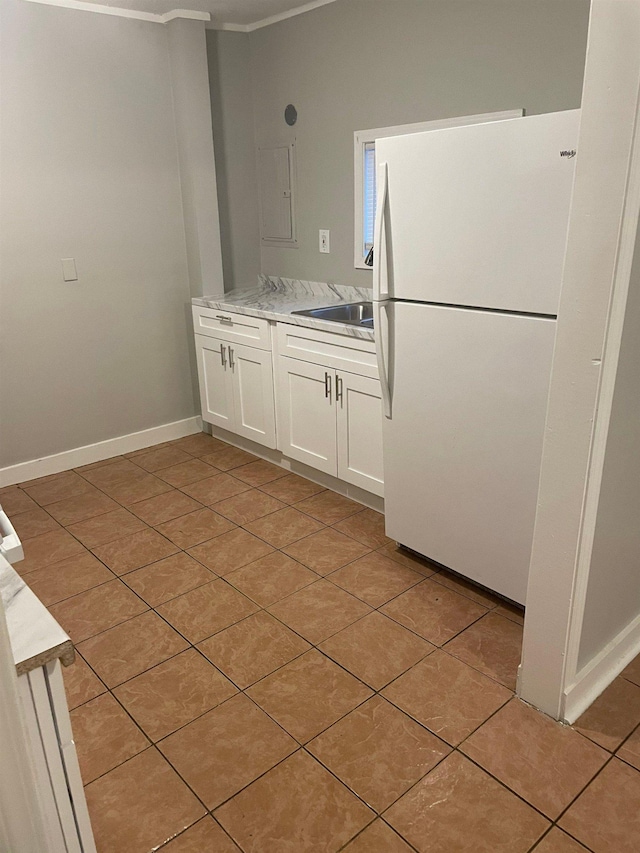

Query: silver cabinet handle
228 347 235 370
220 344 227 368
324 371 332 402
216 314 233 324
336 374 343 405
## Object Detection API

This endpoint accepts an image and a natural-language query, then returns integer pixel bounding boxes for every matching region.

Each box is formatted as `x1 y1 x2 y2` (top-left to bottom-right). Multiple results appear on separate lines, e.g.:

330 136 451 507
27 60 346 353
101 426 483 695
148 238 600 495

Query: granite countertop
0 553 74 676
192 275 376 342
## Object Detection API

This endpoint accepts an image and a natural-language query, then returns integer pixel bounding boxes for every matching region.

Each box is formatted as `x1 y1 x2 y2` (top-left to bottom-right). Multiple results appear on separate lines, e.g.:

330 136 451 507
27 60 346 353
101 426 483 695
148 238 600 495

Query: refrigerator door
383 302 556 604
375 110 579 315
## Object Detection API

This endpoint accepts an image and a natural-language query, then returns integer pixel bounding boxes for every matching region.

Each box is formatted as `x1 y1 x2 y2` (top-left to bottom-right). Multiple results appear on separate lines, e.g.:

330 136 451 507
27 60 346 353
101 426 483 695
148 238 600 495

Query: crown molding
21 0 210 24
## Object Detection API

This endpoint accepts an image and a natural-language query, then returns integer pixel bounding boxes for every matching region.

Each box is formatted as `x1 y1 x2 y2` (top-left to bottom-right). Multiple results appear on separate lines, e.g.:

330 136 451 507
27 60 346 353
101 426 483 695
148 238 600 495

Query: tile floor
3 431 640 852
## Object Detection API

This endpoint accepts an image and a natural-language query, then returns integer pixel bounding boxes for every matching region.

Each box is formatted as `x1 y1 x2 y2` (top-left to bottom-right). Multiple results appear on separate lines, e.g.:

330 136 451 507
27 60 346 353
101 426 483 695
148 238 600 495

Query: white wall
210 0 590 289
0 1 197 469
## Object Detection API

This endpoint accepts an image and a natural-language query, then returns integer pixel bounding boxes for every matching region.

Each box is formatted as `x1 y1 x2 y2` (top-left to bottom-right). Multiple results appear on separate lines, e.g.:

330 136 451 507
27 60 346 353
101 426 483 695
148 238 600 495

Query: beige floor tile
461 699 608 819
532 828 591 852
188 527 274 575
320 611 433 690
268 579 371 645
162 817 240 852
559 758 640 852
283 527 371 575
159 693 296 809
244 506 324 548
80 458 145 489
130 445 193 472
98 470 173 506
200 446 259 471
333 508 391 548
198 611 311 689
329 551 424 607
23 471 96 506
494 600 525 624
225 551 317 607
122 552 215 606
232 459 289 486
66 507 148 548
376 542 439 577
85 748 205 853
26 552 114 606
171 433 227 457
445 611 523 689
180 472 250 505
431 569 503 608
212 488 286 524
49 579 147 643
385 752 548 853
247 649 372 743
0 487 38 515
156 507 235 549
214 750 374 853
78 610 188 687
114 648 237 741
45 488 119 526
381 578 487 646
128 490 202 526
259 473 326 504
74 455 125 474
62 655 106 710
308 695 450 812
18 528 87 574
617 724 640 770
10 507 61 540
342 821 414 852
294 490 363 524
92 527 179 575
382 649 511 746
157 579 259 643
125 441 176 459
70 693 149 784
622 652 640 687
574 677 640 751
156 458 220 488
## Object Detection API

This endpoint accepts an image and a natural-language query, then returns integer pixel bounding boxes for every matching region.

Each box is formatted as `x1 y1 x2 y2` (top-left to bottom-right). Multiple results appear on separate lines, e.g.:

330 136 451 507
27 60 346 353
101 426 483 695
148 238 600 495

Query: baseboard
0 417 202 488
562 611 640 723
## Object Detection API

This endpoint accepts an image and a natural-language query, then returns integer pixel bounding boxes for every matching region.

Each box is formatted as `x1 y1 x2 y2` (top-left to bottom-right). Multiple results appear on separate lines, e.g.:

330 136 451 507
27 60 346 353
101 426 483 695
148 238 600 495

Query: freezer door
375 110 579 315
383 302 556 604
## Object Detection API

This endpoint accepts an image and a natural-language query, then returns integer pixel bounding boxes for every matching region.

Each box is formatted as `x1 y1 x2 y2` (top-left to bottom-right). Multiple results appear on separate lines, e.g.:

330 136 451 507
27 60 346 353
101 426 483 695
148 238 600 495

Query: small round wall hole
284 104 298 126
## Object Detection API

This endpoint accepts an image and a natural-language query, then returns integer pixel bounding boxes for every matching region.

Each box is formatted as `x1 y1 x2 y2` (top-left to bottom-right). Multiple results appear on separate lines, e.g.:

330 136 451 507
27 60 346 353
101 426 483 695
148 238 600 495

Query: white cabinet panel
231 343 276 449
195 334 235 431
337 372 384 497
277 357 337 475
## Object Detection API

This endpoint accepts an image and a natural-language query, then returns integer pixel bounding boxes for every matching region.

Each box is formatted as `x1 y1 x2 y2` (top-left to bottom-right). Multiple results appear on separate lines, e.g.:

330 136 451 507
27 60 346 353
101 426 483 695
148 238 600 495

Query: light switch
61 258 78 282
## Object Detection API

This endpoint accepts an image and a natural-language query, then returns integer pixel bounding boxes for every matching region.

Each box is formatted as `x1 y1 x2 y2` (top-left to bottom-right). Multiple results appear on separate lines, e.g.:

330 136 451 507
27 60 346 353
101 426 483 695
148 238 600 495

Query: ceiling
77 0 338 29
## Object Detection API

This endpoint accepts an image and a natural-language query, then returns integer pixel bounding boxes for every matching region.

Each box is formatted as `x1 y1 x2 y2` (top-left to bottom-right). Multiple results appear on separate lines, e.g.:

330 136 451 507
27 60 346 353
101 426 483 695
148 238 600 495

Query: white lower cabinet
195 334 276 449
277 355 384 497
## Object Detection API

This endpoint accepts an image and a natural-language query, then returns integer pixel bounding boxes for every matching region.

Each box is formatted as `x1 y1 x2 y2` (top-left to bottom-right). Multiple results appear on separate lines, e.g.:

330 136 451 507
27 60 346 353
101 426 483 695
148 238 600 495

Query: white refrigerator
373 110 580 605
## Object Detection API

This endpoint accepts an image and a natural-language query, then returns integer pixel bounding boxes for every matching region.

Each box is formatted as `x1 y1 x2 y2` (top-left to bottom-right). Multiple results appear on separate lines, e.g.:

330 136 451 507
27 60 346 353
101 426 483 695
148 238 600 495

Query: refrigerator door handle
373 161 389 301
374 301 392 418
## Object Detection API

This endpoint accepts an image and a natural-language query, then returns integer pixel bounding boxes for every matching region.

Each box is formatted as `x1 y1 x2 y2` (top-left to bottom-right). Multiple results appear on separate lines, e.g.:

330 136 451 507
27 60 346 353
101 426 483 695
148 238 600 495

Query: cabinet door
336 371 384 497
276 356 337 475
195 334 235 431
229 342 277 449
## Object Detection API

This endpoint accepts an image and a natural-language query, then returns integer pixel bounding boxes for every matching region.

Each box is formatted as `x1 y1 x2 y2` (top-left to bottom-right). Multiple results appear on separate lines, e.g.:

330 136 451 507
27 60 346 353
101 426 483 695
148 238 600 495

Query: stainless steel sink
292 301 373 327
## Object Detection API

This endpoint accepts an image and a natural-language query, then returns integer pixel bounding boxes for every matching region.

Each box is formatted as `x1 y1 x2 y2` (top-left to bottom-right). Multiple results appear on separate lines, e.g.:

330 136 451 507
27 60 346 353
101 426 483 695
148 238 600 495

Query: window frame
353 109 524 270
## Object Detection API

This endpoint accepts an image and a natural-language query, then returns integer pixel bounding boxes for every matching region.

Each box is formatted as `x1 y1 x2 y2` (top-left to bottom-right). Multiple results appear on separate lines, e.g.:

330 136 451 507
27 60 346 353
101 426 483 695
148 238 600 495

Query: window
354 110 523 270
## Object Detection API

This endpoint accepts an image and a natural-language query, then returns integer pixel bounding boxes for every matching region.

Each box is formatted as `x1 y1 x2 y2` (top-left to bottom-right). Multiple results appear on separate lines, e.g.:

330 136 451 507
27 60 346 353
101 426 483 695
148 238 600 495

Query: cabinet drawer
192 306 271 350
275 322 378 378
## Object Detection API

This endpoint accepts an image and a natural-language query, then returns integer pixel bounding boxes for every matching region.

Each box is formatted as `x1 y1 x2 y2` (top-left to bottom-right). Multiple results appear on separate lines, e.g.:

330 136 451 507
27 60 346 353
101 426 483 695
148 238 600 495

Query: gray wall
208 31 261 289
211 0 590 289
0 0 197 468
578 220 640 668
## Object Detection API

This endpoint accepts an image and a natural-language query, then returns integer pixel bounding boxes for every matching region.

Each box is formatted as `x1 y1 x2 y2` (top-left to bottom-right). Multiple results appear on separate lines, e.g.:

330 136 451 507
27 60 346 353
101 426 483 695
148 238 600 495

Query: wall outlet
319 229 330 253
